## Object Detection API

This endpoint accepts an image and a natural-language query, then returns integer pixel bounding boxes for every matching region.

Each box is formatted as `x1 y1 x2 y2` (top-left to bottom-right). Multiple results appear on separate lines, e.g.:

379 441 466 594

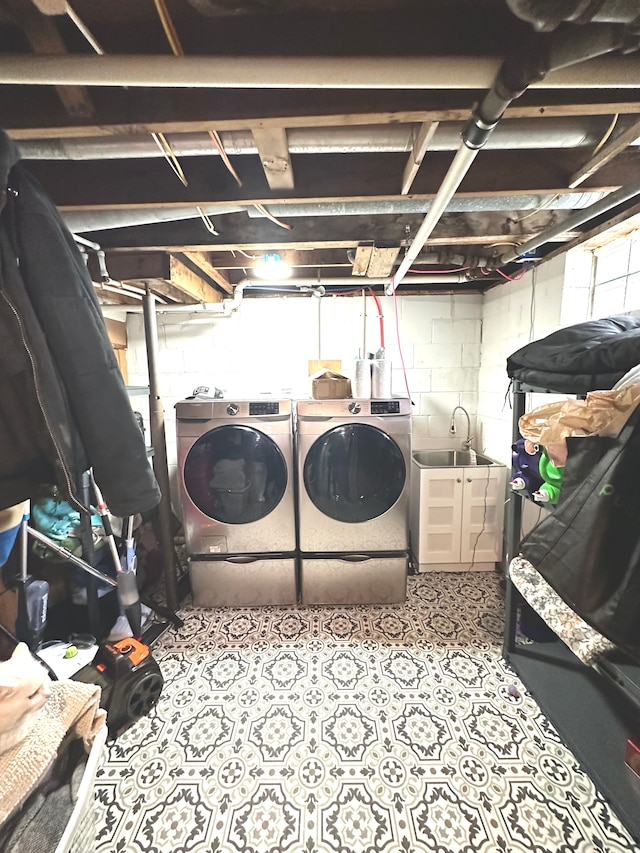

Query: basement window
562 215 640 325
591 230 640 319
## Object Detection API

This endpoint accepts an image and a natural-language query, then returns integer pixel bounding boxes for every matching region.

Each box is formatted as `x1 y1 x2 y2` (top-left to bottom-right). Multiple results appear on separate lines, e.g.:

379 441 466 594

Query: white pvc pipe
390 145 480 291
1 54 639 89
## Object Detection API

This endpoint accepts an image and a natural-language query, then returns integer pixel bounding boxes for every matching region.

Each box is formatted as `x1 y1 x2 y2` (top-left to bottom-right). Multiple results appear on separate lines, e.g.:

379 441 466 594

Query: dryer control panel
371 401 401 415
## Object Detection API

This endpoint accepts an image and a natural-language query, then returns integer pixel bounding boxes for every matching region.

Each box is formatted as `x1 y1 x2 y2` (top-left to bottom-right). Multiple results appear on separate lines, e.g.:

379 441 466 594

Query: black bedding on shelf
506 315 640 393
520 407 640 664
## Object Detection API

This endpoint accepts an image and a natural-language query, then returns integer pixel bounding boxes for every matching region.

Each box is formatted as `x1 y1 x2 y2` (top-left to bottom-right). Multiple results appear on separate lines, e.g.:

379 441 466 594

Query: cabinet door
460 466 506 564
418 469 463 563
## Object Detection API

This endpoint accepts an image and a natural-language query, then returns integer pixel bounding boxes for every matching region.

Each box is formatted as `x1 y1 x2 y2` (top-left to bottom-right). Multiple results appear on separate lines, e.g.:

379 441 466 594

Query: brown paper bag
518 383 640 466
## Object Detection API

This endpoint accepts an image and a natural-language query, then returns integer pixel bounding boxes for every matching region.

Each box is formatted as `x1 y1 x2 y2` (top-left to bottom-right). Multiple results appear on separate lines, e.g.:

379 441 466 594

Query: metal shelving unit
503 380 640 845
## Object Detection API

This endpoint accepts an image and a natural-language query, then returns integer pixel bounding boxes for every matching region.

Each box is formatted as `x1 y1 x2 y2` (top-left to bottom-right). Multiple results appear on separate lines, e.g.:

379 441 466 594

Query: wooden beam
180 251 233 294
352 243 374 276
6 92 640 140
122 278 199 304
4 0 94 118
88 210 583 252
366 246 401 278
543 199 640 263
401 121 439 195
569 116 640 188
27 149 640 209
210 248 350 270
168 256 224 303
251 127 294 190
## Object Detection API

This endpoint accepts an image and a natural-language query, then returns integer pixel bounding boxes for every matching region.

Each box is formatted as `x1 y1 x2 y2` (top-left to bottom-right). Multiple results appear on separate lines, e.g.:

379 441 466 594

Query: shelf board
506 639 640 845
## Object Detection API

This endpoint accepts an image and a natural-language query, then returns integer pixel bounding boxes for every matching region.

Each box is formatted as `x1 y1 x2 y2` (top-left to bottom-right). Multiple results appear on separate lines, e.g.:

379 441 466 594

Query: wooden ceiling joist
169 256 224 303
251 127 295 190
569 116 640 189
4 0 94 118
401 120 439 195
178 251 233 294
6 96 640 140
26 148 639 209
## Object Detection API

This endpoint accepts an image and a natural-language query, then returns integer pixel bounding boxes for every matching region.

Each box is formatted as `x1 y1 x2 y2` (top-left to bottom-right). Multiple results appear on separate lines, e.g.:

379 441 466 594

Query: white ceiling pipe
109 272 471 315
389 145 480 293
1 54 639 89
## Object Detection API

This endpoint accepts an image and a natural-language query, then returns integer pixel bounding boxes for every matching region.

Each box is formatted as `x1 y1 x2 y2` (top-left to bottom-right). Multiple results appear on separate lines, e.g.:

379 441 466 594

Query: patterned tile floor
94 572 640 852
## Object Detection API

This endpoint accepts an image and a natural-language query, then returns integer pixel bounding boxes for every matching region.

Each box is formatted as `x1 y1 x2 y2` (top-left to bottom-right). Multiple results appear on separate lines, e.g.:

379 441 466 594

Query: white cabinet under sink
410 454 506 572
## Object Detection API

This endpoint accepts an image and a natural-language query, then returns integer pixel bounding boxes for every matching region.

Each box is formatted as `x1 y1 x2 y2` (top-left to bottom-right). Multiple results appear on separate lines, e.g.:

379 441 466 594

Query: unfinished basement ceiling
1 0 640 305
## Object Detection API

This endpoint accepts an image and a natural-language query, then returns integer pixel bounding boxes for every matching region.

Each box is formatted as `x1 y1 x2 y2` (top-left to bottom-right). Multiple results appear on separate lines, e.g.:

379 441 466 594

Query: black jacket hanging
0 130 161 517
520 405 640 662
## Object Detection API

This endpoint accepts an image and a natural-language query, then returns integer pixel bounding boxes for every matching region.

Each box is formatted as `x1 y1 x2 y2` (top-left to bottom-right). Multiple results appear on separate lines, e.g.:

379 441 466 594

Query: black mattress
506 315 640 394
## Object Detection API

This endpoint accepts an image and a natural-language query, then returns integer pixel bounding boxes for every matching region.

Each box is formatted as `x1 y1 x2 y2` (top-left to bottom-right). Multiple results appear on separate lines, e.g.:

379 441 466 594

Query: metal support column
143 289 178 611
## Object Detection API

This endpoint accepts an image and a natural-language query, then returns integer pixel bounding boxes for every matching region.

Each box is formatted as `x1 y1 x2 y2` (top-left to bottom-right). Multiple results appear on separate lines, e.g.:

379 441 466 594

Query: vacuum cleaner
10 478 167 736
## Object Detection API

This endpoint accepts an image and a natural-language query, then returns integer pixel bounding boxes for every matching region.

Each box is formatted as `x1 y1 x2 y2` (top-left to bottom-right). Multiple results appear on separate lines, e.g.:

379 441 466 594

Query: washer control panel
249 401 280 416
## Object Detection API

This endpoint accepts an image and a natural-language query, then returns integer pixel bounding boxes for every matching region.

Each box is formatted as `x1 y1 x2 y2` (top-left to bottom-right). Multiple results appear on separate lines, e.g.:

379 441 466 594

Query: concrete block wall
123 291 483 513
478 254 568 466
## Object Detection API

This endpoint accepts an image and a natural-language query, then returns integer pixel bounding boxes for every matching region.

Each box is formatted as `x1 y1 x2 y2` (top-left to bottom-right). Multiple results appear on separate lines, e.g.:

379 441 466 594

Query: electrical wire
253 204 292 230
151 132 189 187
66 3 104 54
391 276 412 403
367 286 385 350
591 113 619 157
408 266 471 273
153 0 184 55
512 194 560 225
209 130 242 188
196 206 219 235
234 249 260 260
496 267 528 282
467 467 491 571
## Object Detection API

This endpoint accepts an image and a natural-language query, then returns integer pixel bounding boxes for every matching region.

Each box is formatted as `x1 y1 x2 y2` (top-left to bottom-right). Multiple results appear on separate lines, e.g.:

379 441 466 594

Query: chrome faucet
450 406 473 450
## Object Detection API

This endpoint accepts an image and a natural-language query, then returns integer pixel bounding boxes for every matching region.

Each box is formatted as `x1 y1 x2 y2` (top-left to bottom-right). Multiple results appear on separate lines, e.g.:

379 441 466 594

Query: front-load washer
176 398 296 606
296 397 411 605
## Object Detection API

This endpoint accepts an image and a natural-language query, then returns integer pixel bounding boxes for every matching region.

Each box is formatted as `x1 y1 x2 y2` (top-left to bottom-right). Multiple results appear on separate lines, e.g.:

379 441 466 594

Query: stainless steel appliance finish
176 398 296 606
189 556 297 607
300 555 407 605
296 397 411 604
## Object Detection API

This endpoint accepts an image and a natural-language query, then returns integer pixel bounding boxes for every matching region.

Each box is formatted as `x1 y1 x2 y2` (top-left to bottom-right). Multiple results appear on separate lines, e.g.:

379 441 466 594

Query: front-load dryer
296 397 411 605
176 398 296 606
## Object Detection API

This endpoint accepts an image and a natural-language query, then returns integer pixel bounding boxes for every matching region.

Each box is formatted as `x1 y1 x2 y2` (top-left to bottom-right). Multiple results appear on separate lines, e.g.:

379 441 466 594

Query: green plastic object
64 644 78 659
537 450 564 504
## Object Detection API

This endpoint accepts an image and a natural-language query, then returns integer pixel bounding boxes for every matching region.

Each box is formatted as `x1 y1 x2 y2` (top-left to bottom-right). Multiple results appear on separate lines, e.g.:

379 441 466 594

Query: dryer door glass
184 425 287 524
304 423 406 522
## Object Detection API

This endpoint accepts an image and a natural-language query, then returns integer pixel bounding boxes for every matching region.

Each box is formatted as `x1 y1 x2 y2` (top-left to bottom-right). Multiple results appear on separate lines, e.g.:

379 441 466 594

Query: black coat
507 315 640 394
0 130 161 516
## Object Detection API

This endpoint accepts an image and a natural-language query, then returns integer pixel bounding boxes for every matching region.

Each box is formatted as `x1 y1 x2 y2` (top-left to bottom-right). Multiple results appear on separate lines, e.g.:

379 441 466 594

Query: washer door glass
304 423 406 523
184 425 287 524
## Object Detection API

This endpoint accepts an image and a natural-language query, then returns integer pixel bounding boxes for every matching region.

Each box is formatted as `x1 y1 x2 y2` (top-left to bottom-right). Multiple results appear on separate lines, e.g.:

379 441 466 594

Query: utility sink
412 449 495 468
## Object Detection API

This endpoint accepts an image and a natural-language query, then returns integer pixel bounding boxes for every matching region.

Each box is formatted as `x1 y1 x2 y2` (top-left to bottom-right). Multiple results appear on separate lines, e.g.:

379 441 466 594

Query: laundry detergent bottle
532 449 563 505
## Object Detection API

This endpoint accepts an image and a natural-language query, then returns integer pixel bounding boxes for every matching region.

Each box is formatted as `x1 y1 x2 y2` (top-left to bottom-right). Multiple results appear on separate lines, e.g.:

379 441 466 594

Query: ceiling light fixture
253 253 292 281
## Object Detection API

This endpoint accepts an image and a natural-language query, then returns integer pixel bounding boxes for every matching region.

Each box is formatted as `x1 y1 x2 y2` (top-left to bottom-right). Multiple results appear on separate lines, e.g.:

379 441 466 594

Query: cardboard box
310 370 352 400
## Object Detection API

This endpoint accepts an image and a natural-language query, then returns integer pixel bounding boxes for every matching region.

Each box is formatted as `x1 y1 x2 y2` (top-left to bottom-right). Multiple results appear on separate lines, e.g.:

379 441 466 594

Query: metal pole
497 174 640 265
143 289 179 611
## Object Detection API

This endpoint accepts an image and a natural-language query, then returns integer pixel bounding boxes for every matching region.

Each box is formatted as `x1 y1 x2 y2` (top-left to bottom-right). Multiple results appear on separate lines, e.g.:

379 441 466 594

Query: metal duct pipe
17 117 640 160
497 173 640 265
245 192 606 219
0 53 639 89
62 206 244 233
390 23 632 292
